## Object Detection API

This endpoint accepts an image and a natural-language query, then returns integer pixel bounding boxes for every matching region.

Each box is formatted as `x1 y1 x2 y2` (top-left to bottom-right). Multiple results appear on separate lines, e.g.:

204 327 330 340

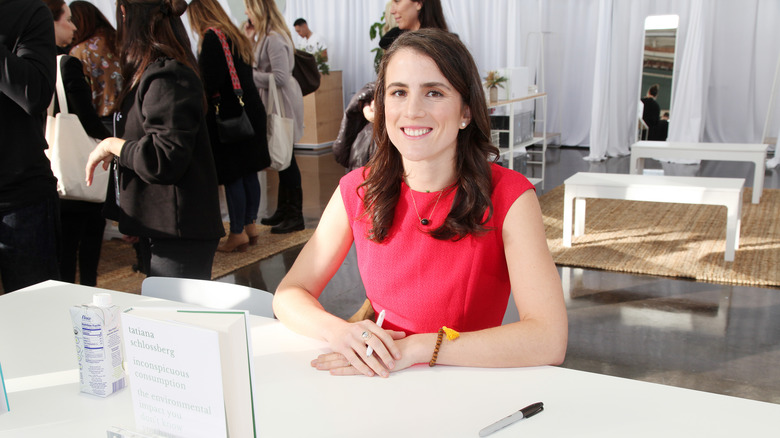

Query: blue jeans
224 173 261 234
0 194 61 292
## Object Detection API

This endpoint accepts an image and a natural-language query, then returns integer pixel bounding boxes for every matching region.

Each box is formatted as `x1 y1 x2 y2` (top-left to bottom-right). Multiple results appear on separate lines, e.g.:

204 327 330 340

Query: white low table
629 140 768 203
562 172 744 261
3 281 779 437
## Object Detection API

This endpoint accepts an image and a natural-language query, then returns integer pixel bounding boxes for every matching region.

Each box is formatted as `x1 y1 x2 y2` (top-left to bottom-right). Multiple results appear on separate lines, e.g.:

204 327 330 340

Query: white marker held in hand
366 309 386 357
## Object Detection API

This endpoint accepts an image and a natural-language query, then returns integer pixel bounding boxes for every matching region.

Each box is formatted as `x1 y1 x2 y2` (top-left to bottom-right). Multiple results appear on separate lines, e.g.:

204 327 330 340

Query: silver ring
361 331 372 341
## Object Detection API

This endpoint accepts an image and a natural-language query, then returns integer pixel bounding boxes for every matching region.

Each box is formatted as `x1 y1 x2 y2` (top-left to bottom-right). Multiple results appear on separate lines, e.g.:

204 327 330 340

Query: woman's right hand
313 320 405 377
86 137 124 186
242 20 255 40
362 100 376 123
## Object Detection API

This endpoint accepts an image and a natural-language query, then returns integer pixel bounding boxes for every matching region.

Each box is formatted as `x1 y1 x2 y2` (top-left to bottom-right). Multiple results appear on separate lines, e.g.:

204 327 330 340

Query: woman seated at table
273 29 567 377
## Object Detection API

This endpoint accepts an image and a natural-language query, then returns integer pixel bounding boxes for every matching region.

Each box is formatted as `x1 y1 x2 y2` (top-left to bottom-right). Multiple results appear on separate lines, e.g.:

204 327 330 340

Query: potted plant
369 11 389 73
483 70 507 103
314 48 329 75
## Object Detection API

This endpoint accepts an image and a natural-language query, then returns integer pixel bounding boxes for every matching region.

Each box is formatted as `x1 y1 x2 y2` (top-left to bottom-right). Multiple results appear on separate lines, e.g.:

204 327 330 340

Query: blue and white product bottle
69 293 126 397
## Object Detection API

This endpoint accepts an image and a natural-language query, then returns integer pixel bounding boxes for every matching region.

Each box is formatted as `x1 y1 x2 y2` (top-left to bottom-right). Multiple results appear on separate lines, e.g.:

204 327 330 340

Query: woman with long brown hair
187 0 270 252
244 0 305 234
85 0 224 279
44 0 110 287
68 1 122 132
273 29 567 377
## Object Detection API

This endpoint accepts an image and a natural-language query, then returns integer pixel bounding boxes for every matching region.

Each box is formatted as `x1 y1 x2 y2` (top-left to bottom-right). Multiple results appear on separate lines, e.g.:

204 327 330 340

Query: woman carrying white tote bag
45 0 113 287
247 3 305 234
46 55 110 202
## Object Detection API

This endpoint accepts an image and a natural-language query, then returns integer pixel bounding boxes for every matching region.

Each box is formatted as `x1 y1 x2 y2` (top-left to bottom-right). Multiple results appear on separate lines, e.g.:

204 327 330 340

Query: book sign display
121 308 257 438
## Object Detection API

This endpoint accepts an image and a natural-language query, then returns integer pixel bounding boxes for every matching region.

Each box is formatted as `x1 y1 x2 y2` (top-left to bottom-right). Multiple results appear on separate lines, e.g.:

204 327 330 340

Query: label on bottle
70 303 126 397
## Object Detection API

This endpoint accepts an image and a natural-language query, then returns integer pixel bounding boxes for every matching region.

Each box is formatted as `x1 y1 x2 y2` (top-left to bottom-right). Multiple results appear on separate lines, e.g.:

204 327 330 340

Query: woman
340 0 449 171
85 0 224 279
188 0 270 252
273 29 567 377
379 0 448 50
244 0 305 234
45 0 110 286
69 1 122 133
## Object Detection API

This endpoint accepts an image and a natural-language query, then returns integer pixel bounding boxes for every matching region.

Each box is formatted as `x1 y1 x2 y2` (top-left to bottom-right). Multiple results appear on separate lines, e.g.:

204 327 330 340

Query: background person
85 0 224 279
379 0 448 50
273 29 567 377
337 0 450 171
244 0 305 234
69 1 123 133
45 0 112 286
0 0 60 292
641 84 661 140
293 17 327 61
187 0 270 252
650 110 669 141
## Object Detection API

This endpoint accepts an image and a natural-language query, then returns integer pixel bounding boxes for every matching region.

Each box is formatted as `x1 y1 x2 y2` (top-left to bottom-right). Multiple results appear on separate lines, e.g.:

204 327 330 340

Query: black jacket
113 58 224 240
641 97 660 131
199 29 269 185
332 82 375 170
0 0 58 210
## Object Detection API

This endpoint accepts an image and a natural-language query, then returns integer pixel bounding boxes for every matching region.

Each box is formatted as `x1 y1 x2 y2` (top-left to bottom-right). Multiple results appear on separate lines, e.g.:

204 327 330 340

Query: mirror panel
639 15 678 142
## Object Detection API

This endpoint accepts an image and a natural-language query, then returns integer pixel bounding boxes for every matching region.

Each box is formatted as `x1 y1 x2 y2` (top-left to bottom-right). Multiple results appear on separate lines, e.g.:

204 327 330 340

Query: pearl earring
461 122 467 128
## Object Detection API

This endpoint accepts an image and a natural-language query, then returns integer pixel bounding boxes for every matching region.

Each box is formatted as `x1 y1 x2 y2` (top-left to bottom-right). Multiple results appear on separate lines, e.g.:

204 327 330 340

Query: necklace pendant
420 218 430 226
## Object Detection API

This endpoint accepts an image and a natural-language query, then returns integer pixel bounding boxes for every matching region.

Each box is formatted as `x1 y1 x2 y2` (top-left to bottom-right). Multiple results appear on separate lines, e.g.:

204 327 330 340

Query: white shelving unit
488 92 548 189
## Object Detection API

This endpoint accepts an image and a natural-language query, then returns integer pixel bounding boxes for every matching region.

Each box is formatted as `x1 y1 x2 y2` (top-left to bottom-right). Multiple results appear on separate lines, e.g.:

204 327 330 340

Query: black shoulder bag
209 27 255 144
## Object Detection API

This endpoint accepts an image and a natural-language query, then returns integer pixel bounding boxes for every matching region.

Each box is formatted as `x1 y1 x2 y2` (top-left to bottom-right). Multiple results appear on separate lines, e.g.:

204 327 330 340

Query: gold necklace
409 188 444 226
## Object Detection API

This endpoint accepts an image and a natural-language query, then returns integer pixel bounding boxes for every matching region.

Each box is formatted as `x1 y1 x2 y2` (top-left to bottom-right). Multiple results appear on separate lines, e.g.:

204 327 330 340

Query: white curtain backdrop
587 0 695 159
81 0 780 153
705 0 780 143
666 0 710 144
584 0 780 159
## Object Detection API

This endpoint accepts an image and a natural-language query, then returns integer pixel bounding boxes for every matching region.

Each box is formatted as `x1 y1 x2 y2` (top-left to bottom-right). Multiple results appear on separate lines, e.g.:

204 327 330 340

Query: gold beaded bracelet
429 326 460 367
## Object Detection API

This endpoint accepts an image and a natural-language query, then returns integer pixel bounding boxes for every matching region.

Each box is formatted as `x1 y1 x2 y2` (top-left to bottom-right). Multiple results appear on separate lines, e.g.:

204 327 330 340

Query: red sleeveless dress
340 164 535 334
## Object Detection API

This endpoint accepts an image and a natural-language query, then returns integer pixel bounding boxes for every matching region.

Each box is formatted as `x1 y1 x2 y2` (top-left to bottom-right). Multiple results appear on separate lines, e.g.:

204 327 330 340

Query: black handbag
209 27 255 144
293 49 321 96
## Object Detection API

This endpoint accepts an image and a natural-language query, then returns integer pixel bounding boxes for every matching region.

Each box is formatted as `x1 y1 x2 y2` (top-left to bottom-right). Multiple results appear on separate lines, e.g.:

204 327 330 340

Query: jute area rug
95 224 314 294
539 185 780 287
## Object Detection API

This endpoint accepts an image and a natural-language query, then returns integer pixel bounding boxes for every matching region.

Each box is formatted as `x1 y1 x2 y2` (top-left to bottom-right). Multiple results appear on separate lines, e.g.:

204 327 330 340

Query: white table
629 140 768 203
562 172 744 262
2 281 779 437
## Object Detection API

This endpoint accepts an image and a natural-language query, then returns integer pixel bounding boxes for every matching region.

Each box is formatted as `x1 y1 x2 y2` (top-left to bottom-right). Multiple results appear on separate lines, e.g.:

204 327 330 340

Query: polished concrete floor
219 146 780 405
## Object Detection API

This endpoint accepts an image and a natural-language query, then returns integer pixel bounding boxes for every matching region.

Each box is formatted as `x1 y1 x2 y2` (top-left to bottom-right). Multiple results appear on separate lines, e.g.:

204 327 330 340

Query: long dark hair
43 0 65 21
363 29 497 243
70 1 117 52
115 0 199 105
416 0 448 31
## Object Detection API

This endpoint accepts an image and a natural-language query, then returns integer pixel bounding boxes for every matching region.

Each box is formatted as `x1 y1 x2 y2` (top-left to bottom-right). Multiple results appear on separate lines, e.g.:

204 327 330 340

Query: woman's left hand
312 335 423 377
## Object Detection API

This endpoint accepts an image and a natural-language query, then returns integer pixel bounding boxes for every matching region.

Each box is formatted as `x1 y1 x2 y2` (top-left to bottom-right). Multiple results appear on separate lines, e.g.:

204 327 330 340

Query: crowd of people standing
1 0 306 291
2 0 568 375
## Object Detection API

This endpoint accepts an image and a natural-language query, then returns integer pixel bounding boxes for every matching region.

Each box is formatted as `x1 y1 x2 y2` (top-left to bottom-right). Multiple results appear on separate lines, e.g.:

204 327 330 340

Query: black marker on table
478 402 544 437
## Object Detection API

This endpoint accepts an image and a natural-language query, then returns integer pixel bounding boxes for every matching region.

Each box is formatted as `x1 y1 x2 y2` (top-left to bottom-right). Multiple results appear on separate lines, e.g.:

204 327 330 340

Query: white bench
562 172 744 261
629 141 768 204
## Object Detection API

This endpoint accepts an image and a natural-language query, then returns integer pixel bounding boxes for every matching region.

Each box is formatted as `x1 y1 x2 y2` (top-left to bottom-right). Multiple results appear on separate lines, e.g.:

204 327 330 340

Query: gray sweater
252 31 304 143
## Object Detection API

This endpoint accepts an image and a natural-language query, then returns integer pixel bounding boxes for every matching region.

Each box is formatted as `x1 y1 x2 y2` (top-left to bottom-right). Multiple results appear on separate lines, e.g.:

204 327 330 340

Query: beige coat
252 31 304 143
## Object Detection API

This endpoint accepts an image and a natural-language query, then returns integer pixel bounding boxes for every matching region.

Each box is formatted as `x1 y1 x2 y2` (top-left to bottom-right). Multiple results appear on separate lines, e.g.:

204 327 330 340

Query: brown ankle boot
245 223 259 245
217 231 250 253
